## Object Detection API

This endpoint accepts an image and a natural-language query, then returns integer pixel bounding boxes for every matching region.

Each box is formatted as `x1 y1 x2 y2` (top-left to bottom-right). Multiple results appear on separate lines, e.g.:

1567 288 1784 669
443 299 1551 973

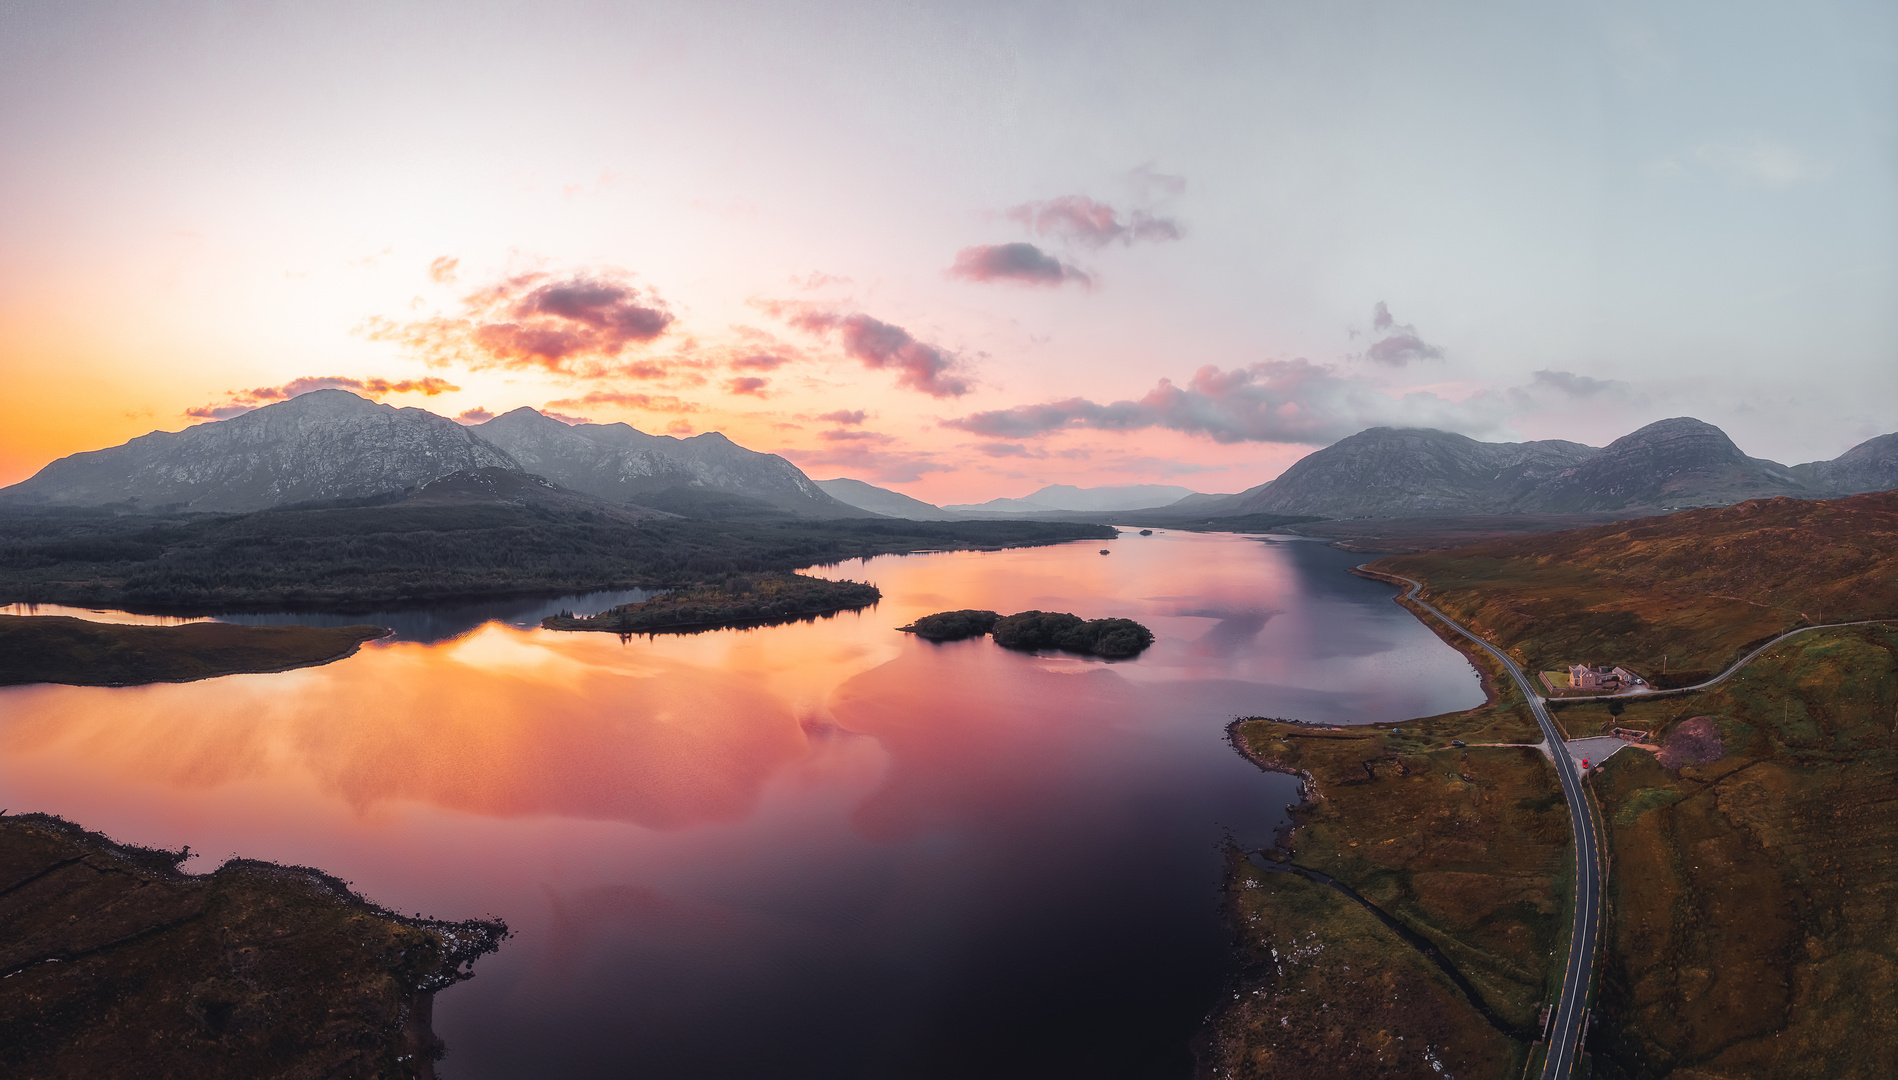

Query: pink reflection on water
0 531 1481 1077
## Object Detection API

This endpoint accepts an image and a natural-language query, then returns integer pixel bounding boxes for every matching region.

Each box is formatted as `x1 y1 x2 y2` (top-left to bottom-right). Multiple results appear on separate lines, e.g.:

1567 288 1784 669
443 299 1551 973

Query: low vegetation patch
0 813 507 1078
897 609 1000 641
0 615 382 686
0 505 1113 611
543 573 879 634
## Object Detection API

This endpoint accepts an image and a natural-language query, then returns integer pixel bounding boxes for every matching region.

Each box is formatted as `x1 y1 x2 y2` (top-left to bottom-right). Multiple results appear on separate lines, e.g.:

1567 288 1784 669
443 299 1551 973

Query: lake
0 530 1482 1078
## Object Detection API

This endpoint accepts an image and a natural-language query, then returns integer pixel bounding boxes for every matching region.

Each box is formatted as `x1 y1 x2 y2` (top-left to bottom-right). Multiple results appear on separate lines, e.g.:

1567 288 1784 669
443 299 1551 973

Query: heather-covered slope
1373 490 1898 683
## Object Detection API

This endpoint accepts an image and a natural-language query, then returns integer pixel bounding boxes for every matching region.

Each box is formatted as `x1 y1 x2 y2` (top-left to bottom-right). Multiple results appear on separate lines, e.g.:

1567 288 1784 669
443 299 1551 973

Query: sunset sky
2 0 1892 502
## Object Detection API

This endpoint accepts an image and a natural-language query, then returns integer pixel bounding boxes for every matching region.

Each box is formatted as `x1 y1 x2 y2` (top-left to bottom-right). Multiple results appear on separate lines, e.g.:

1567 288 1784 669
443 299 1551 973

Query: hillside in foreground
1371 490 1898 684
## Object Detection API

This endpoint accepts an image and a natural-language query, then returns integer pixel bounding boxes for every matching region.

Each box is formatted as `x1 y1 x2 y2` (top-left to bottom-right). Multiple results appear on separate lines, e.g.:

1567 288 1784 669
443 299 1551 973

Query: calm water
0 531 1481 1078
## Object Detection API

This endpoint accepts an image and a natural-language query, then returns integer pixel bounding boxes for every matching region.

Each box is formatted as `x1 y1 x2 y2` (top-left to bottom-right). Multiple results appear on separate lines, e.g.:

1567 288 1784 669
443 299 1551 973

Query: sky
1 0 1893 502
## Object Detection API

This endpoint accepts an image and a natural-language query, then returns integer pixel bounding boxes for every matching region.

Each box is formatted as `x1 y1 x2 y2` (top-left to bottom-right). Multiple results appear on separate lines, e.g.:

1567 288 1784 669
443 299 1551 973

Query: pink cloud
428 256 460 283
1004 196 1182 248
816 409 866 425
363 270 674 375
456 406 496 424
763 303 971 398
540 409 593 425
545 391 702 413
726 376 769 396
947 243 1091 287
184 374 462 420
730 353 791 371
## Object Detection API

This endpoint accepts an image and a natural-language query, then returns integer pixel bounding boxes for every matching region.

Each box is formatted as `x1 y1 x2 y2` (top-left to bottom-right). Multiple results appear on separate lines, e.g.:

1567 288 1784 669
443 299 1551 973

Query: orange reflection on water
2 622 823 828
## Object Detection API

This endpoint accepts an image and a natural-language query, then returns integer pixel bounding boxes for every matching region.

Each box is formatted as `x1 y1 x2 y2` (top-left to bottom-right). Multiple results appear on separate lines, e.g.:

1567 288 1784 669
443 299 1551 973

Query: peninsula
0 813 507 1078
0 615 384 687
1215 490 1898 1078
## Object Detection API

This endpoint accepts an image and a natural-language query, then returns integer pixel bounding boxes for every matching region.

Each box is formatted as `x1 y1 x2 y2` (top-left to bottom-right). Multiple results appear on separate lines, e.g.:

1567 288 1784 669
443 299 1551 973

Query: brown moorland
1369 490 1898 687
0 615 383 686
1549 625 1898 1079
0 813 506 1079
1217 684 1564 1077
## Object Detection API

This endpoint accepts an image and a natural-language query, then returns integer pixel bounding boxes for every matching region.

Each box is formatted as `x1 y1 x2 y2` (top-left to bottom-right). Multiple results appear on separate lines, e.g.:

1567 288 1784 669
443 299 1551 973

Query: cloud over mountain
1533 369 1630 398
186 375 460 420
364 270 674 375
948 243 1091 287
944 359 1522 445
1360 302 1444 367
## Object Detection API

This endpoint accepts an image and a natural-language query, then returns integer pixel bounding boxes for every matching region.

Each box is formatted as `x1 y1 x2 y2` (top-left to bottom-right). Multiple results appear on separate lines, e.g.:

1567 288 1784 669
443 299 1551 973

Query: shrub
901 609 1001 641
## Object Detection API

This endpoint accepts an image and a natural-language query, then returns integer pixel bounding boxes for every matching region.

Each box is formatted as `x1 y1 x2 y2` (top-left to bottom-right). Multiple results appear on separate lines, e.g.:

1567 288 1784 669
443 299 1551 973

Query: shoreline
0 812 507 1078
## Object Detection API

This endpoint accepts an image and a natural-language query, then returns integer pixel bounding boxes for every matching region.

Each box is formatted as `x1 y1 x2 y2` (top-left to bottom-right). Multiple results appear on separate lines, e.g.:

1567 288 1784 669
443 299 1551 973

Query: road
1372 571 1598 1079
1558 617 1895 701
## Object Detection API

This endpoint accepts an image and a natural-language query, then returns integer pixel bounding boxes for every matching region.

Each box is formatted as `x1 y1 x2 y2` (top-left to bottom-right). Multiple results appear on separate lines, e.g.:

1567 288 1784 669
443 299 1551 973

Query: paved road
1372 571 1597 1079
1558 618 1895 701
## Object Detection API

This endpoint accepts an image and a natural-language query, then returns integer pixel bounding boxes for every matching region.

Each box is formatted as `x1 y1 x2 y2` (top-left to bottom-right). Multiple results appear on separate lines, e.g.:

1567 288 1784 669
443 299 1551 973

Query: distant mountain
1190 418 1898 521
473 407 861 518
1790 433 1898 496
0 390 518 512
943 483 1199 514
1528 417 1805 512
1215 428 1599 518
816 478 953 520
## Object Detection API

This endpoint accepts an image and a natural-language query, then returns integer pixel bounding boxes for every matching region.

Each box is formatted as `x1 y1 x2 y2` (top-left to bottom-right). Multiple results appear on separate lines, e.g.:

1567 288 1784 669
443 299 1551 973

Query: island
0 813 507 1079
542 573 880 634
900 608 1155 658
0 616 385 687
1213 490 1898 1078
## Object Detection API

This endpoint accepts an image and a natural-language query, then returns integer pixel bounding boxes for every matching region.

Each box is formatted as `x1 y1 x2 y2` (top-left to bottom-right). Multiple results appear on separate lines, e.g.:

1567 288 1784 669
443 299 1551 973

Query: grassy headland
1218 697 1562 1077
1213 492 1898 1078
0 504 1113 612
0 615 383 686
542 573 879 633
0 813 506 1079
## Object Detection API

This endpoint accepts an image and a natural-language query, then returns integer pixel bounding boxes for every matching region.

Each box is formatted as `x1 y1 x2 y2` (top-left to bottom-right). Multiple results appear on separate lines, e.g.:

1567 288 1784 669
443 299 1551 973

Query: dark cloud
1360 302 1444 366
726 376 770 396
455 407 495 424
948 243 1091 287
944 359 1521 445
1005 196 1182 248
363 270 674 375
764 303 971 397
816 409 867 425
1533 369 1629 397
185 375 461 420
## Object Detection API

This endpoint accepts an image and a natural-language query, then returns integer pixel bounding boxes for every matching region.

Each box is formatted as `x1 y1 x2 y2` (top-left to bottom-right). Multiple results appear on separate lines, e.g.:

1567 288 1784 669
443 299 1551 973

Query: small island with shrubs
543 572 881 634
900 608 1155 658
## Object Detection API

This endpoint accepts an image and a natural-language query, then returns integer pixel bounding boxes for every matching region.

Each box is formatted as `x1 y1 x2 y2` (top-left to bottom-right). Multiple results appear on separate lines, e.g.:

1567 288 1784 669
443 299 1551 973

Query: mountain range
1195 417 1892 519
0 390 860 518
4 394 1893 525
